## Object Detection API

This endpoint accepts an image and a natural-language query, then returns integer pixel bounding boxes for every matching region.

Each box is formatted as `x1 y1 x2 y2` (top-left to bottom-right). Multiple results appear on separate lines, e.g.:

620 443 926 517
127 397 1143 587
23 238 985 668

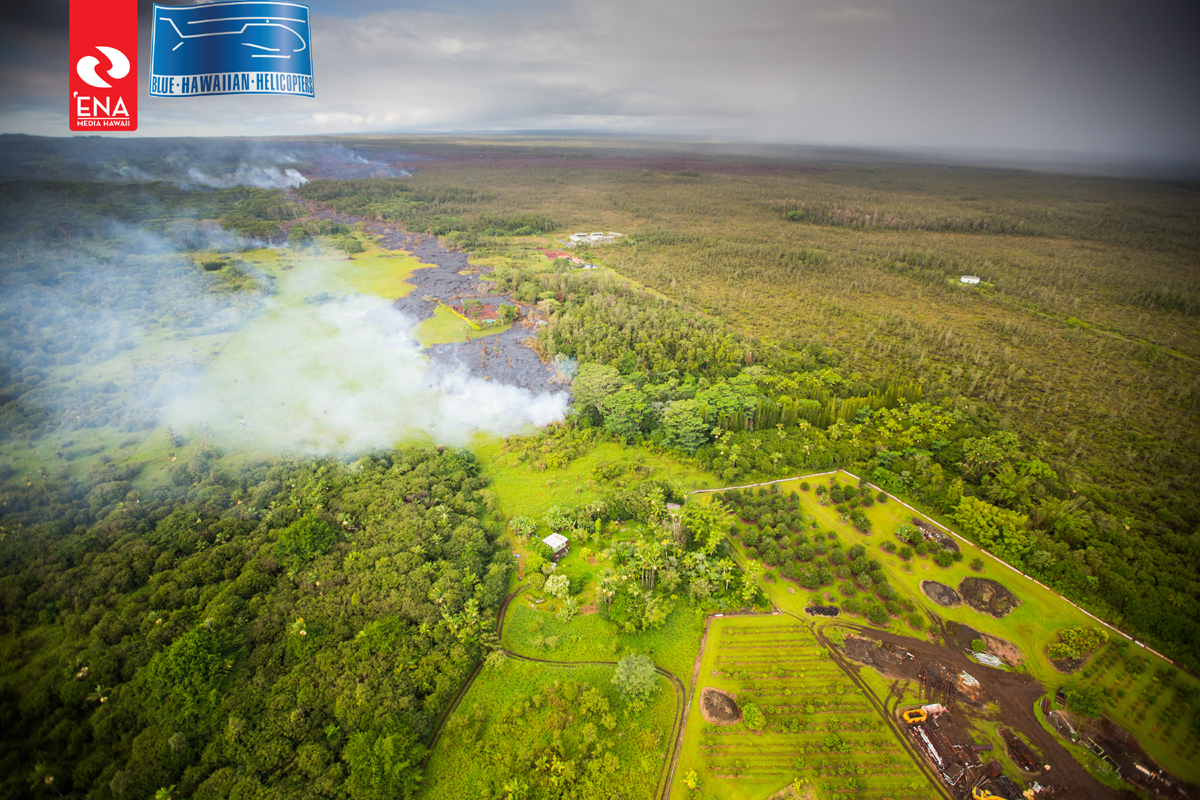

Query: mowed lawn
670 615 934 800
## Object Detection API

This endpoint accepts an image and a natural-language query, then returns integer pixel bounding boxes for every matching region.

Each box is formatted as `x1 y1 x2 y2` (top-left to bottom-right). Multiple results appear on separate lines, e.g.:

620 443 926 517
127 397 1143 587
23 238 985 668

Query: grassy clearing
671 615 934 800
419 658 677 800
413 302 514 346
503 601 707 690
475 436 716 523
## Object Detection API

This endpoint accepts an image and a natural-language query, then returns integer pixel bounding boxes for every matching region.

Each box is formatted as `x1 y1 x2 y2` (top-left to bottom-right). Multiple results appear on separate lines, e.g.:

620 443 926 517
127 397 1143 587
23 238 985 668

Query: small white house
542 532 570 561
960 275 981 285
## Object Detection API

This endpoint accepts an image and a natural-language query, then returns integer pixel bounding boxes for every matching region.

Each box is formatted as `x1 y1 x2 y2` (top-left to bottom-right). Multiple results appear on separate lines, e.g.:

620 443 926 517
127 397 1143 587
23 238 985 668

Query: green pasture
502 602 706 691
476 437 716 523
670 615 935 800
419 658 677 800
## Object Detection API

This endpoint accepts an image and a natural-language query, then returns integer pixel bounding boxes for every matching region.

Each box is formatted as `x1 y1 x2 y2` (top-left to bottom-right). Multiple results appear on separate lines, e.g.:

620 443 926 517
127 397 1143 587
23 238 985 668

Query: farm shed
542 532 570 561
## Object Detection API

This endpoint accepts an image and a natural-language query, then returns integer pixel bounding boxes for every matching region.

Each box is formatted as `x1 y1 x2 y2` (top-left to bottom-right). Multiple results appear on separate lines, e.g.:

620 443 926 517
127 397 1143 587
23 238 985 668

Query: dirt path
836 621 1121 800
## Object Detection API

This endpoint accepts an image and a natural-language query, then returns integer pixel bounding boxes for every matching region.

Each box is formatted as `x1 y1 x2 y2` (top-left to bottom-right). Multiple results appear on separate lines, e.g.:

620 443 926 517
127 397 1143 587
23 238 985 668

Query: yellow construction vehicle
972 786 1003 800
902 708 928 725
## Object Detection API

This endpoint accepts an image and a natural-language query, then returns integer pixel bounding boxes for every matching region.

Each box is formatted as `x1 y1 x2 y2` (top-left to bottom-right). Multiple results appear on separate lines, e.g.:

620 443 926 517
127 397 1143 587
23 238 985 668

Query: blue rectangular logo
149 1 313 97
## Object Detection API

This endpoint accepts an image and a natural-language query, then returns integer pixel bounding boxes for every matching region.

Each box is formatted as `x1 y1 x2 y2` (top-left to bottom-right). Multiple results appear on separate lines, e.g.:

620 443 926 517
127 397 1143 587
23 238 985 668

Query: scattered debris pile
1000 727 1043 773
805 605 840 617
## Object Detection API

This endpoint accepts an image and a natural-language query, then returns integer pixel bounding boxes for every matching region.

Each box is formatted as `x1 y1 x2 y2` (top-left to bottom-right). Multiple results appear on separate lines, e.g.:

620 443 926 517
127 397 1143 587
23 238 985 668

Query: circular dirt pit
921 580 962 607
700 687 742 725
959 577 1022 618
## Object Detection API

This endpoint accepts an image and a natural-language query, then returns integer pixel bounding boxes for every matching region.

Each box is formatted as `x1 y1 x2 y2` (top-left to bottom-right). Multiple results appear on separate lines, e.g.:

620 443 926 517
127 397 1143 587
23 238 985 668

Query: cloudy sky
2 0 1199 162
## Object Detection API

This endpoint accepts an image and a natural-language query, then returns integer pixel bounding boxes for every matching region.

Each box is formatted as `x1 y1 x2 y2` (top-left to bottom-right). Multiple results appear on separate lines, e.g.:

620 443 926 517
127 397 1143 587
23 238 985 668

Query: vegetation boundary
692 471 1185 673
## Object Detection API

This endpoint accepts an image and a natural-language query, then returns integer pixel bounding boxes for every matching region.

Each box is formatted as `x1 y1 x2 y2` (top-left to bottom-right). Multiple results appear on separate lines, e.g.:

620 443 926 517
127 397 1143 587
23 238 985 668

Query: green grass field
670 615 934 800
503 602 706 691
475 436 717 523
419 658 677 800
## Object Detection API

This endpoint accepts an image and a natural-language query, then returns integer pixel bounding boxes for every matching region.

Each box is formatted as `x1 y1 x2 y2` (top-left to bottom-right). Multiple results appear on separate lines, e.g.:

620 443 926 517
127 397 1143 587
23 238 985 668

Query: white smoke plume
162 293 568 452
185 164 309 189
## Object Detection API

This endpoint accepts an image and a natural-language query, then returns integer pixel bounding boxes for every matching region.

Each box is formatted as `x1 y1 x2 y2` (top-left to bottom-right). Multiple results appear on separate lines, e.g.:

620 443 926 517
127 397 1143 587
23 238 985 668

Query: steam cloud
163 293 569 452
184 164 309 189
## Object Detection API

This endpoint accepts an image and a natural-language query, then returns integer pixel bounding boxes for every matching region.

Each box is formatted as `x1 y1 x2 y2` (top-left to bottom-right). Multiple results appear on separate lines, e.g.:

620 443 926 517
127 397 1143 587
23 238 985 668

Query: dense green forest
0 446 507 798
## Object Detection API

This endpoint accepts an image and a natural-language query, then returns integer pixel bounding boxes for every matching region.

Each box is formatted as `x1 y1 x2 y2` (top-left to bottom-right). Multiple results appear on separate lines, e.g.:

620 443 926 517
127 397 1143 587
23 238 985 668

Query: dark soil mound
959 577 1022 618
700 687 741 725
948 621 985 651
805 605 840 617
921 580 961 607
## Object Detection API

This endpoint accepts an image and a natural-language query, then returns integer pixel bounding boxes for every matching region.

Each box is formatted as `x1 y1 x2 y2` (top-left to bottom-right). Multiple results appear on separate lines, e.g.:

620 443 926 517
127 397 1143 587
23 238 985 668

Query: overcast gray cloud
1 0 1198 161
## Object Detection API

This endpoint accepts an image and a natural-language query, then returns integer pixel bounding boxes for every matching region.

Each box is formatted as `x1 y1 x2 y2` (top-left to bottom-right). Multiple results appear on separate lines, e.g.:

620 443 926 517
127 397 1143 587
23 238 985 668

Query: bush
907 613 925 631
508 516 536 540
934 550 955 567
864 604 889 625
800 482 810 491
970 557 985 571
741 703 766 731
899 546 914 560
971 639 986 653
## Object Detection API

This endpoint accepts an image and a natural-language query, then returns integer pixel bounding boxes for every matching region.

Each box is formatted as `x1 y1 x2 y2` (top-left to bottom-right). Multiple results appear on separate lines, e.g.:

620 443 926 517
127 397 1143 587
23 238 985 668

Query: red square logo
70 0 138 131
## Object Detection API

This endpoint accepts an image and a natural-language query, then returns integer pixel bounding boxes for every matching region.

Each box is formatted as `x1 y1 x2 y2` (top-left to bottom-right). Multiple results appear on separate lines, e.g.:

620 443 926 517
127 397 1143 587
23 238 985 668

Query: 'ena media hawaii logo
69 0 138 130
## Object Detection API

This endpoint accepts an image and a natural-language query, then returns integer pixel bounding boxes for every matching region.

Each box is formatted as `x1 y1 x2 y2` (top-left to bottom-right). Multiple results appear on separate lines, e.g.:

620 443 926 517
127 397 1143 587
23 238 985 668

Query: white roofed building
542 533 570 561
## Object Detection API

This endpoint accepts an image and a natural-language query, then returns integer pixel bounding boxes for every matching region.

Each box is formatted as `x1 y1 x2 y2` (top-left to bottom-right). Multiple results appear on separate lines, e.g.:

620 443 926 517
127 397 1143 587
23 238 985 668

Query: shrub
934 550 954 567
844 598 863 615
800 482 810 491
899 546 914 560
864 604 889 625
971 639 986 653
507 516 536 540
741 703 766 731
907 613 925 631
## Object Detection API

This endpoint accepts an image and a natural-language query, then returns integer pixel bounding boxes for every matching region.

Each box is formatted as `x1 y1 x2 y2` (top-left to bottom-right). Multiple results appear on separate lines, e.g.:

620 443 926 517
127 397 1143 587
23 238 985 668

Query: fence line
690 470 1178 669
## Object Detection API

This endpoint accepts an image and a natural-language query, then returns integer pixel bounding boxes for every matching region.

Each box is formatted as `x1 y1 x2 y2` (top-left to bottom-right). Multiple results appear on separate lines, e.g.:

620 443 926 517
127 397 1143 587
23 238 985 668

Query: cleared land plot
670 615 935 800
419 658 676 800
716 472 1200 785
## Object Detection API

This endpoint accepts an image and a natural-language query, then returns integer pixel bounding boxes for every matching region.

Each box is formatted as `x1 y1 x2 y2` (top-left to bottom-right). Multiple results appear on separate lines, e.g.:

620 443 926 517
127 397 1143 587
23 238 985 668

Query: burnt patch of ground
1049 656 1084 674
921 580 961 607
700 687 741 725
959 577 1022 618
913 517 959 552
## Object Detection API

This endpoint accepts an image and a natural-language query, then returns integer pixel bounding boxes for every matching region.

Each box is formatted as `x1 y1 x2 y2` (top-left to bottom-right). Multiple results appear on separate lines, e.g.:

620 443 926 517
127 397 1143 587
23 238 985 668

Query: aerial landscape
2 1 1199 800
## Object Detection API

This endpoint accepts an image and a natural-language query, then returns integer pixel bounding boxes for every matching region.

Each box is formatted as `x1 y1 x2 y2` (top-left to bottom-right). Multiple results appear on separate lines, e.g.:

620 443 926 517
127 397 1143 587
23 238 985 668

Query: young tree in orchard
612 654 658 703
682 499 729 554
